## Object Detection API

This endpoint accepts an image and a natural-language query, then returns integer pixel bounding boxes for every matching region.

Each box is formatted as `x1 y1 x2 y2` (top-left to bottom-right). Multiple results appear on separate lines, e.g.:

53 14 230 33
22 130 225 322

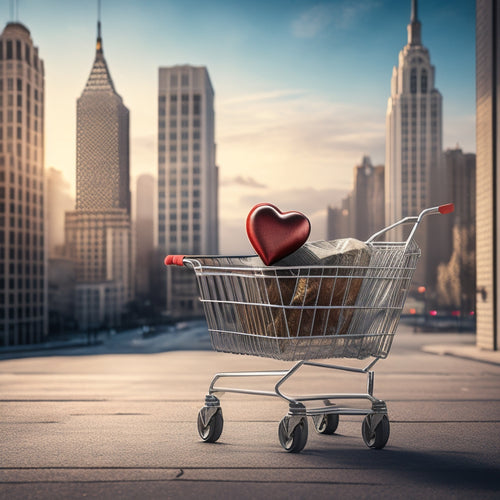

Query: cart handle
366 203 454 246
164 254 186 266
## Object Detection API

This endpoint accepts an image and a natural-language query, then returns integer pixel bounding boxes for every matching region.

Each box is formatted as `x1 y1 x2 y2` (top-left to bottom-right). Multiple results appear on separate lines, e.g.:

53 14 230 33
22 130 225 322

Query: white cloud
291 1 380 39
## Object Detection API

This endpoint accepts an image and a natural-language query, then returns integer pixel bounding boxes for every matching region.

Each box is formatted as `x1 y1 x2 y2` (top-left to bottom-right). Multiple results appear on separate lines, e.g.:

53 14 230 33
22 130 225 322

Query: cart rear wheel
313 414 339 435
278 416 308 453
361 414 390 449
197 408 223 443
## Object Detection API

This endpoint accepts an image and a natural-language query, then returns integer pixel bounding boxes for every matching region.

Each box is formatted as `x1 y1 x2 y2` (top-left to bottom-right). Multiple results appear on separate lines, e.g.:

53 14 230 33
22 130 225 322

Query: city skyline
3 0 475 253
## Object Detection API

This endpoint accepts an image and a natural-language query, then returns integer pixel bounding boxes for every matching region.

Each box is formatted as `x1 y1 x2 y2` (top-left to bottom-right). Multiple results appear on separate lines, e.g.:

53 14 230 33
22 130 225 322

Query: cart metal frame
167 204 454 452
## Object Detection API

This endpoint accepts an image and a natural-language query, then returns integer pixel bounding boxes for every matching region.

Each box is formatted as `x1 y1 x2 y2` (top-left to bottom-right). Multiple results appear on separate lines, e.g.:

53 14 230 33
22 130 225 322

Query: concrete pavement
1 324 499 499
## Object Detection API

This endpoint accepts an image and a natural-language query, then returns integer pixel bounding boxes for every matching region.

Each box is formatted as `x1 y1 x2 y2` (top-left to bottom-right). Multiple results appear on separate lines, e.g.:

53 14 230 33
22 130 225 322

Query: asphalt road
1 323 499 499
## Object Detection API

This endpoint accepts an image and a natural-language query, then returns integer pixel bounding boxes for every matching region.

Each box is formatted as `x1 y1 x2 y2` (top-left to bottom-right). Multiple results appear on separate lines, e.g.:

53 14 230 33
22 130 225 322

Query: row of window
0 231 44 245
0 217 42 230
159 118 201 129
0 246 42 260
0 39 41 70
0 159 41 175
0 78 41 98
0 170 42 188
0 278 44 291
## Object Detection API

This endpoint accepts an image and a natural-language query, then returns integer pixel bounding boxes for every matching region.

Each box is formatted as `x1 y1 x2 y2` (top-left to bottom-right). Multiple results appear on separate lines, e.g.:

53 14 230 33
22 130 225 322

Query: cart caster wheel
278 415 308 453
362 414 390 449
197 407 223 443
312 414 339 435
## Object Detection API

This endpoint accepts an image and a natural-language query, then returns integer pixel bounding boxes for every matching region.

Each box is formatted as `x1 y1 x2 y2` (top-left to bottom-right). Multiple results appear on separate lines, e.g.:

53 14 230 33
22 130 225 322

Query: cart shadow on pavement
301 445 500 492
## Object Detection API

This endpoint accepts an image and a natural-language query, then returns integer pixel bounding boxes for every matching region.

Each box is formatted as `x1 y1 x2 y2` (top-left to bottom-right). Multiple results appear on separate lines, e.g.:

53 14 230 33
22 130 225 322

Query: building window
410 68 417 94
421 69 428 93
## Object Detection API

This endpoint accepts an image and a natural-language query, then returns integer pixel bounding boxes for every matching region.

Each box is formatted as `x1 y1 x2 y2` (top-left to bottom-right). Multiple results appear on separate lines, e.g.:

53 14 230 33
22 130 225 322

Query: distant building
64 22 132 331
0 22 47 345
327 193 353 240
353 156 385 240
135 174 155 299
48 257 76 336
475 0 499 350
436 148 476 314
158 65 218 318
386 0 445 292
46 167 74 258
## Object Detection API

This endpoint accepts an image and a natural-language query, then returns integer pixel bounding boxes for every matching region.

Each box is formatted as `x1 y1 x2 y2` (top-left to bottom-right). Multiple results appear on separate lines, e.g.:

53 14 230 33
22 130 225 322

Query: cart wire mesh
186 240 420 361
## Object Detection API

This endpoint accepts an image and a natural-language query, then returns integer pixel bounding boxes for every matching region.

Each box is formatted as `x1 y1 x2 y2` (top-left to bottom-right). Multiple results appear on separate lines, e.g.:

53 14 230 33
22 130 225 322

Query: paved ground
1 324 499 499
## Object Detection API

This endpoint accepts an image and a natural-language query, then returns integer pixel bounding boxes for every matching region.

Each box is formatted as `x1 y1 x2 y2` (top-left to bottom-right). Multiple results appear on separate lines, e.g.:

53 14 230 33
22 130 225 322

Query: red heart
246 203 311 265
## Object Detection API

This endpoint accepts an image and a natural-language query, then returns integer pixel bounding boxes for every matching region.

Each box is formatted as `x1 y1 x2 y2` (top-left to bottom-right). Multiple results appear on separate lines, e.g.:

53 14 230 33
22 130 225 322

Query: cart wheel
361 414 390 449
197 408 223 443
278 416 308 453
312 414 339 435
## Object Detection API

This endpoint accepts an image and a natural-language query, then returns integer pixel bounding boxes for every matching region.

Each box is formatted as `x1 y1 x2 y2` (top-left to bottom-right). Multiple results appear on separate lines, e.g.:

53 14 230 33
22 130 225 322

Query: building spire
411 0 418 22
407 0 421 46
96 0 102 53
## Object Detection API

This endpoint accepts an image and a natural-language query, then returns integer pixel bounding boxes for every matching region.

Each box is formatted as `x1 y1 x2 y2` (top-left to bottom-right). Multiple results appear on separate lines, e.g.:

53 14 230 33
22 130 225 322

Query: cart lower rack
165 204 453 452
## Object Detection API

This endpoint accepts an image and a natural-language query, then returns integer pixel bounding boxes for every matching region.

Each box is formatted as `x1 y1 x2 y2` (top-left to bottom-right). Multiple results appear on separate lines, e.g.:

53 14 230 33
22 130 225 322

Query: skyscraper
158 65 218 317
476 0 499 350
353 156 385 241
385 0 443 287
64 22 132 331
0 22 47 345
386 0 442 232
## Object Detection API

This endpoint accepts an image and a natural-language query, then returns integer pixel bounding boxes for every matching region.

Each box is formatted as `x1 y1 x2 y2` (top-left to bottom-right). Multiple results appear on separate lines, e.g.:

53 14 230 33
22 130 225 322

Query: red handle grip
438 203 454 214
164 255 186 266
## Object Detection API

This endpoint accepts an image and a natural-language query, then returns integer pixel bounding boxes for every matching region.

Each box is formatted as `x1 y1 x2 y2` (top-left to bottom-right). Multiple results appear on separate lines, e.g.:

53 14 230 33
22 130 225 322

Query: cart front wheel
278 416 308 453
313 414 339 435
361 414 390 449
197 408 223 443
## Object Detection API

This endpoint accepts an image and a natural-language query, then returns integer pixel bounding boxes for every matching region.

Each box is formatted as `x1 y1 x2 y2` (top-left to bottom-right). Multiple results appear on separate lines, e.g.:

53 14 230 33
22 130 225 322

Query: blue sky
3 0 476 252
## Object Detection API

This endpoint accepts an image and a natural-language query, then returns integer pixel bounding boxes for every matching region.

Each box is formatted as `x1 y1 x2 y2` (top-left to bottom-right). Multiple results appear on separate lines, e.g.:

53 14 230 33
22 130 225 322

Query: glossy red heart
246 203 311 265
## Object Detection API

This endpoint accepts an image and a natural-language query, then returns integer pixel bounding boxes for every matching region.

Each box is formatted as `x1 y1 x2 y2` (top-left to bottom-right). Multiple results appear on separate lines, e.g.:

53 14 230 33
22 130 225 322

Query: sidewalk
1 325 499 499
422 342 500 365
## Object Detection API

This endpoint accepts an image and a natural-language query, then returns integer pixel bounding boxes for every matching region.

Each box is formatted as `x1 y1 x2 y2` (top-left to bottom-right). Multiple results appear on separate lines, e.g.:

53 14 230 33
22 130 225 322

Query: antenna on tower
96 0 103 52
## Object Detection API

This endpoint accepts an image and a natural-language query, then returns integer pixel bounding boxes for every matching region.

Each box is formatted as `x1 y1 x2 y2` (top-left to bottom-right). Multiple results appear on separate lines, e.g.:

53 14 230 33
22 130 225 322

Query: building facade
436 148 476 315
0 22 47 345
158 65 218 318
476 0 499 350
135 173 155 300
64 23 132 331
385 0 443 288
353 156 385 241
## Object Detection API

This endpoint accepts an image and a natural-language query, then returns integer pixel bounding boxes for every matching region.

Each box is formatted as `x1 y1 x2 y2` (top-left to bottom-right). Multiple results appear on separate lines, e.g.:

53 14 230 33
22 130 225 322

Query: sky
2 0 476 253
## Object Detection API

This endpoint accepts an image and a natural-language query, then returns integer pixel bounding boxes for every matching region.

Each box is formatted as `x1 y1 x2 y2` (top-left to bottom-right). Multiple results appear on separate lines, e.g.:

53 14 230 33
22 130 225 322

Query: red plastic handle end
438 203 454 215
164 255 185 266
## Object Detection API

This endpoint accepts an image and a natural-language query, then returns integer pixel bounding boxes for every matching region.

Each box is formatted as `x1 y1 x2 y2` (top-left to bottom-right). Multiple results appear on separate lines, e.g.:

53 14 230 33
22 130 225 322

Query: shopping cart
165 204 454 453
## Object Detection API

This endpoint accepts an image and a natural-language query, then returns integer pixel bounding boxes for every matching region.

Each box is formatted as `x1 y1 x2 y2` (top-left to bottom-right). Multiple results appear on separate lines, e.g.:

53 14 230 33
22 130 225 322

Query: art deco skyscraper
386 0 442 238
158 65 218 317
0 22 46 345
65 23 132 331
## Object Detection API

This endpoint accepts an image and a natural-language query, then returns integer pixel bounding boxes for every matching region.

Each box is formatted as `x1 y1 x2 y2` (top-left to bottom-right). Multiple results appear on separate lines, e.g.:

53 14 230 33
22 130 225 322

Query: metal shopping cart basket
165 204 454 452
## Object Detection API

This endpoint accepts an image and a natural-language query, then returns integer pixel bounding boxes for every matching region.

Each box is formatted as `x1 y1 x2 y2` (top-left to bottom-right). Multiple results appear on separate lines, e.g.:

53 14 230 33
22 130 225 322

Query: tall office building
353 156 385 240
158 65 218 317
476 0 499 350
65 23 132 331
0 22 47 345
385 0 443 286
436 148 476 314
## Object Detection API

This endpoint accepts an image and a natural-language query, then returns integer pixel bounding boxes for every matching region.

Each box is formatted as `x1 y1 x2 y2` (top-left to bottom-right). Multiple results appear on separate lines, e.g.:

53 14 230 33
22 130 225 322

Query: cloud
291 1 380 39
220 175 267 188
217 89 386 196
